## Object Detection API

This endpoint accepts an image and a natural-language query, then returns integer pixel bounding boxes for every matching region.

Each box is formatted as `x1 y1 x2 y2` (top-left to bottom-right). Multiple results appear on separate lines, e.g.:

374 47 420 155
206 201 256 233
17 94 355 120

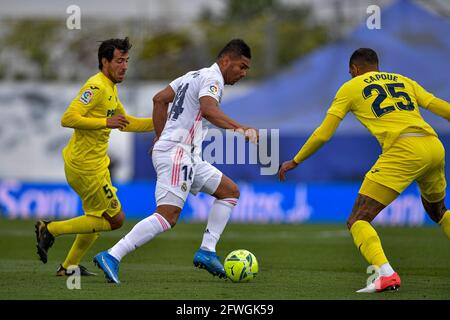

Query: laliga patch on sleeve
80 89 94 105
208 84 219 95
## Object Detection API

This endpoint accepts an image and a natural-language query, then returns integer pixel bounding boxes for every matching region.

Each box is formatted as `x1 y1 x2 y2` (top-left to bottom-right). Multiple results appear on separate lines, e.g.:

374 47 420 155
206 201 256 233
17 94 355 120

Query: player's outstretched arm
115 102 154 132
426 98 450 122
278 114 341 181
119 115 154 132
152 85 175 139
199 96 258 143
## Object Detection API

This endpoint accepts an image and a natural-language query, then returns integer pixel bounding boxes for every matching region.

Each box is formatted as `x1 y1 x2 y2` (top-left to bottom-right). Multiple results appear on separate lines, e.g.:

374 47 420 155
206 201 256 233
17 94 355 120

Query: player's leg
351 136 439 292
94 147 189 283
35 167 123 265
417 136 450 237
190 162 238 278
200 174 238 252
56 211 125 276
349 178 401 293
45 168 123 236
94 201 180 283
106 203 181 264
56 233 100 276
421 197 450 237
348 178 398 269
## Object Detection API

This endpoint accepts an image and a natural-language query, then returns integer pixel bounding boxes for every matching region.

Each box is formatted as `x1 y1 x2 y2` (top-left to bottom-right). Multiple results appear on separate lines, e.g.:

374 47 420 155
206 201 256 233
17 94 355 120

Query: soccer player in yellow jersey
35 37 154 276
278 48 450 293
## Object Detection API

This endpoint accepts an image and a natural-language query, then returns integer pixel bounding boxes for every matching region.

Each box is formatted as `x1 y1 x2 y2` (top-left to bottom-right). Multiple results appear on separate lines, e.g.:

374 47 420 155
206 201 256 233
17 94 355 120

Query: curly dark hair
98 37 132 70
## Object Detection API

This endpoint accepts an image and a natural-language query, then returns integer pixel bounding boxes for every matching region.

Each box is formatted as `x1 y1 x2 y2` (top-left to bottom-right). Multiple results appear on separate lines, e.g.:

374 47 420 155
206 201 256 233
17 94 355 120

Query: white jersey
154 63 224 154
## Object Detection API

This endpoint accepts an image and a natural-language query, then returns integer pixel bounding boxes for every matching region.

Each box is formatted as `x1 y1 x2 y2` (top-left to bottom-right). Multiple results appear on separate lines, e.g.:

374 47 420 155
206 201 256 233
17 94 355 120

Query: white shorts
152 146 223 208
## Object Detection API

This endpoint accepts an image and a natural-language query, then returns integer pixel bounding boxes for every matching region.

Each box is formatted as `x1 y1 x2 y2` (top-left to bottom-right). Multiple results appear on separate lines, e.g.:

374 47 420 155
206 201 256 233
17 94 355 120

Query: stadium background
1 0 449 226
1 0 450 301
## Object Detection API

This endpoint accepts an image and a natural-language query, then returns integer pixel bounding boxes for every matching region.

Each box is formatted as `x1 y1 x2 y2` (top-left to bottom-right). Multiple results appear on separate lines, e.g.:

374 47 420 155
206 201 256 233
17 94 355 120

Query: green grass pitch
0 218 449 300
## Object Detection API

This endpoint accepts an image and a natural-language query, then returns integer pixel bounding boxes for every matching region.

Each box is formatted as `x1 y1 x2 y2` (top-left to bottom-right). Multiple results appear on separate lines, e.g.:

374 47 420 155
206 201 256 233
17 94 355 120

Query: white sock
379 262 395 277
200 198 237 252
109 213 171 261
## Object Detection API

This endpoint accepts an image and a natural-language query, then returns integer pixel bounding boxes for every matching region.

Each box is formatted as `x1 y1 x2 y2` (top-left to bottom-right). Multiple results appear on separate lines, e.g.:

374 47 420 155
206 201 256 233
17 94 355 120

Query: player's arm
427 98 450 121
61 86 129 130
200 96 258 143
411 80 450 120
200 96 241 129
152 85 175 139
115 101 154 132
278 81 351 181
278 114 342 181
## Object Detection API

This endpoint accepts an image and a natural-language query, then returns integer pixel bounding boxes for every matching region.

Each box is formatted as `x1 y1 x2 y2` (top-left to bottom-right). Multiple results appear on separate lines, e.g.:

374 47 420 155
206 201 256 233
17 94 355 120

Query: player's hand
107 115 129 130
278 160 298 182
236 127 259 144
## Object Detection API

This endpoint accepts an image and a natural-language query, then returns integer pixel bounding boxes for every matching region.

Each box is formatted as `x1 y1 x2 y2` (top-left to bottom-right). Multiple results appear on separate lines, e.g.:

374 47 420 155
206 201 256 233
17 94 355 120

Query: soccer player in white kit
94 39 257 283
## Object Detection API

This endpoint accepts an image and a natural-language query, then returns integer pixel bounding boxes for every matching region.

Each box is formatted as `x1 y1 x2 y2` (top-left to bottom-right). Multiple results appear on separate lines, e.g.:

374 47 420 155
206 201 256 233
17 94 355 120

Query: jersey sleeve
326 82 352 119
169 76 183 93
410 79 436 109
114 97 154 132
61 83 106 129
293 114 341 164
72 83 104 113
198 74 223 103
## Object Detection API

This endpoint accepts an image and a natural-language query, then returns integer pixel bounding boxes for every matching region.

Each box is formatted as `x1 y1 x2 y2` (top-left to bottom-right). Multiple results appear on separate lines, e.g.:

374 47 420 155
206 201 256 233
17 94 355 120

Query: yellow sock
438 210 450 238
350 220 388 267
62 233 100 269
47 215 111 237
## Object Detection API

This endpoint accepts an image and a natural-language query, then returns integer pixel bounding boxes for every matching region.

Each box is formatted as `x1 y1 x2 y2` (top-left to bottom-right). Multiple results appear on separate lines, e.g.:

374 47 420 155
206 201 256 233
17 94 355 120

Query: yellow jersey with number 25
327 71 437 152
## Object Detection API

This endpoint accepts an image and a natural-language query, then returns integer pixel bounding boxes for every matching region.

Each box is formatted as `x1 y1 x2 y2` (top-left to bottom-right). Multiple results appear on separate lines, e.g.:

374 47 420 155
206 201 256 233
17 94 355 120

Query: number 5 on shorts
103 184 114 199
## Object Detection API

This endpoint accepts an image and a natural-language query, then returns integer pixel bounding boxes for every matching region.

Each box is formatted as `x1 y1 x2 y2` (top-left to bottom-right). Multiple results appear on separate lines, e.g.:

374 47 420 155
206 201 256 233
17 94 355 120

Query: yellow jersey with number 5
327 71 437 151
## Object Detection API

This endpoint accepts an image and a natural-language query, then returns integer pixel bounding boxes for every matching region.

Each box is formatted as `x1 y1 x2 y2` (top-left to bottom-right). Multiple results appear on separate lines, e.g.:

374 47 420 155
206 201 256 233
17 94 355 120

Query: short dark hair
349 48 378 67
98 37 132 70
217 39 251 60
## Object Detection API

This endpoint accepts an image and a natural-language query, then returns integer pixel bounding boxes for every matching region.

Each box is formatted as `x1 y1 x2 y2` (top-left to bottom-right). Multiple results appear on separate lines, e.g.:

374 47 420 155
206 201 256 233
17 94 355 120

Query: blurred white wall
0 80 252 182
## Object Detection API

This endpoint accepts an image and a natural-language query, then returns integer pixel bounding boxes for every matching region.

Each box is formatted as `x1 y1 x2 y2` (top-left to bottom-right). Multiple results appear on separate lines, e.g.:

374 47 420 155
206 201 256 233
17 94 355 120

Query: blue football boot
193 248 226 279
93 251 120 284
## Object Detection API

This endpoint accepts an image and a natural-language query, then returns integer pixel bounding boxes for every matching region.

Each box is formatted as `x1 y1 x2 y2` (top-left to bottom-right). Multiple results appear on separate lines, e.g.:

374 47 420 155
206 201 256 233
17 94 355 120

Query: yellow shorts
362 135 446 203
64 163 121 218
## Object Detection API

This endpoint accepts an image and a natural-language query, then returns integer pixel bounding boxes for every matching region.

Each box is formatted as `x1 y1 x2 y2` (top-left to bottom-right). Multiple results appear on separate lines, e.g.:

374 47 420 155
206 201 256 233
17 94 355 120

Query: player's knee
422 196 446 223
222 182 240 199
161 213 178 228
110 210 125 230
156 207 181 228
346 216 369 230
346 217 357 230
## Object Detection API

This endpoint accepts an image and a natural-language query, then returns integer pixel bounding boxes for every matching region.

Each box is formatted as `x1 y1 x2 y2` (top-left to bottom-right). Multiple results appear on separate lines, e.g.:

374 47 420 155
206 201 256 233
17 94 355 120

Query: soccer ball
224 249 258 282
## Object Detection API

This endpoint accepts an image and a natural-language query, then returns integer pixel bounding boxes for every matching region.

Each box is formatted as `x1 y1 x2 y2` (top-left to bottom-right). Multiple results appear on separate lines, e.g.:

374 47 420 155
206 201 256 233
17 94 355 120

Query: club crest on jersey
209 84 219 95
181 182 188 192
110 199 118 209
80 89 93 105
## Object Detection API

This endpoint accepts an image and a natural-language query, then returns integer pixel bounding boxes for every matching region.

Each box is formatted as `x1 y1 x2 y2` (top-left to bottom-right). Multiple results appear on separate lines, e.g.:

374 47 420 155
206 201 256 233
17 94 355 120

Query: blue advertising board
0 179 437 226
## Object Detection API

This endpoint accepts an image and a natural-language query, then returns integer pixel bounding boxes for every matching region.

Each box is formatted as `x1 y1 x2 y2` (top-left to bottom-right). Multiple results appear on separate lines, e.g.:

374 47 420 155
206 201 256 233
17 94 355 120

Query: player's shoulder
199 63 224 83
393 72 417 85
335 77 357 95
82 72 106 92
76 73 106 105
